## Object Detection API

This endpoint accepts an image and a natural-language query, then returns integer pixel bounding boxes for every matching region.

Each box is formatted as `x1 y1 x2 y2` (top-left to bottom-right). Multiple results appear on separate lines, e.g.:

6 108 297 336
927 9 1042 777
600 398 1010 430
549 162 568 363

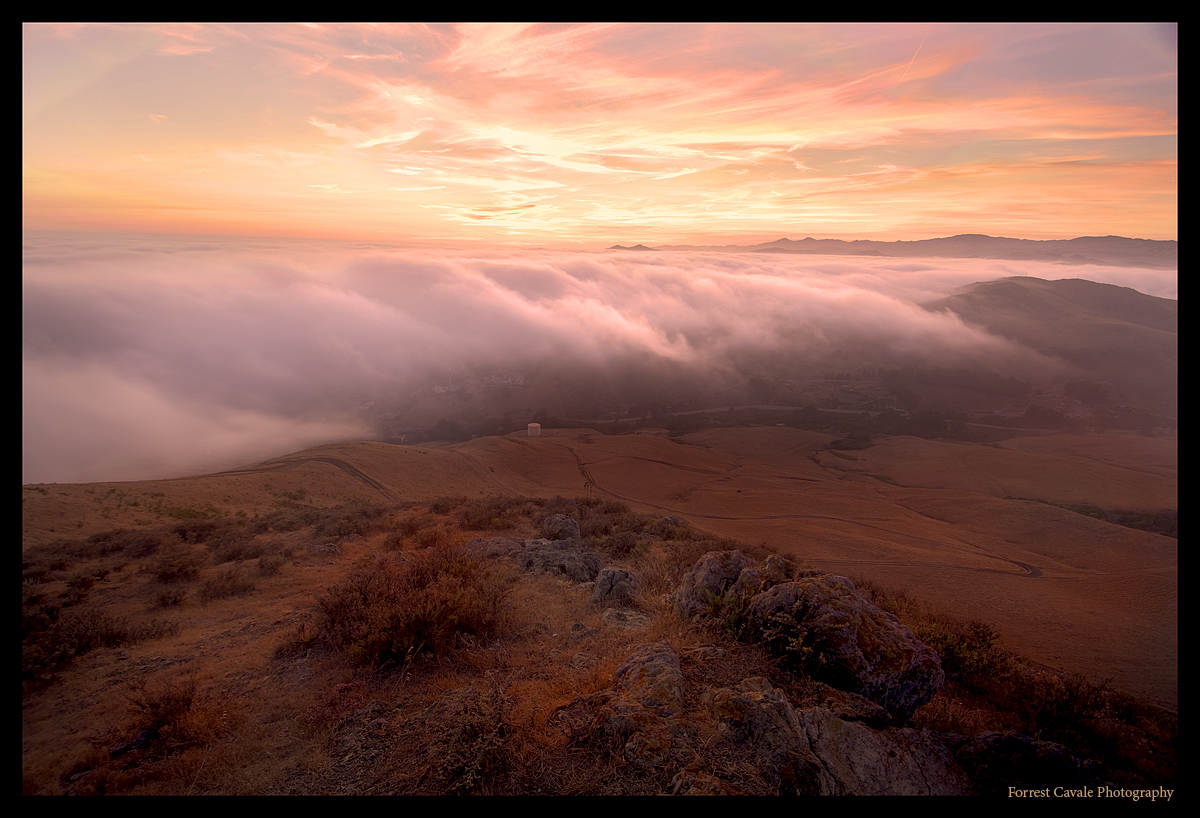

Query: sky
23 23 1177 245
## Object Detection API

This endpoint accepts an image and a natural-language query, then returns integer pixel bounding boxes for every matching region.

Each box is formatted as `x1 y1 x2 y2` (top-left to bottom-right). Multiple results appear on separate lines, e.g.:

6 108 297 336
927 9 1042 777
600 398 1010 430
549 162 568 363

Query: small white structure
527 423 541 437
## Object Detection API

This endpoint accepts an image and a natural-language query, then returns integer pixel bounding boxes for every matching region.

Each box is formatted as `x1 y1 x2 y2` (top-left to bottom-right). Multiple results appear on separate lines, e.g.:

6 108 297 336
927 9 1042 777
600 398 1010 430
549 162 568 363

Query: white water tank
527 423 541 437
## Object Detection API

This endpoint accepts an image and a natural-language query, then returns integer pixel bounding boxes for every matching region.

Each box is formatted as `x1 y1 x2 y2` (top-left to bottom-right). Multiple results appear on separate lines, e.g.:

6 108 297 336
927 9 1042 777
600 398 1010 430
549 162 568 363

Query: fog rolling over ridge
22 232 1177 485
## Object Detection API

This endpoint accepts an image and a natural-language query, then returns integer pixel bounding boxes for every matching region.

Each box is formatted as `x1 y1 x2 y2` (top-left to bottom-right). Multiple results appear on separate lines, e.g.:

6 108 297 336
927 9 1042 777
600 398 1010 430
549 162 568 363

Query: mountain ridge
616 234 1176 268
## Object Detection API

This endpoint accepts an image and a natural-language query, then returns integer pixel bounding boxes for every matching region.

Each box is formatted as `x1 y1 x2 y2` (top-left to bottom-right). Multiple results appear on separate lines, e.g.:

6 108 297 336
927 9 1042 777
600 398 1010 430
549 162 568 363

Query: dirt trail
213 456 394 499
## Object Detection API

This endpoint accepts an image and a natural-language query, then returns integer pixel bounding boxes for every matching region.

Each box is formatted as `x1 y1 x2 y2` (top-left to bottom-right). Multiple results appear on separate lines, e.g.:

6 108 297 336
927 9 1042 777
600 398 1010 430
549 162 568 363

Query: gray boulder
707 678 972 795
540 513 580 541
676 551 944 721
592 567 642 608
571 641 686 770
744 575 944 721
673 550 748 620
517 538 602 583
796 707 973 795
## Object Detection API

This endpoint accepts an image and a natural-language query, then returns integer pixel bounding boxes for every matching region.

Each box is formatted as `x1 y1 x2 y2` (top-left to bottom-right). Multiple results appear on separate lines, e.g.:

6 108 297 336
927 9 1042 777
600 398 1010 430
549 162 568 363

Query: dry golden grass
22 426 1177 794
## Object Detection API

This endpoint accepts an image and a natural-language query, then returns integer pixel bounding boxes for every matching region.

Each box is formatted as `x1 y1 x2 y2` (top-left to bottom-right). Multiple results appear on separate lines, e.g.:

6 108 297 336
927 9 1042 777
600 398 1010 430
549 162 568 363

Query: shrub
23 610 175 685
149 546 206 583
315 547 512 666
149 587 188 608
414 524 453 549
394 512 433 537
590 531 642 558
916 618 1001 680
457 497 524 531
123 677 225 750
198 567 257 603
313 504 389 540
257 553 286 576
429 496 466 515
206 528 264 563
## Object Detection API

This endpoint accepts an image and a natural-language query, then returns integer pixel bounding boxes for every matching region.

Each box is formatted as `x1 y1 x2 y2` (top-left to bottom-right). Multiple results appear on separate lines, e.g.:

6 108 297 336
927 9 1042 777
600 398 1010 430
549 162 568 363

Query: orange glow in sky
22 23 1177 245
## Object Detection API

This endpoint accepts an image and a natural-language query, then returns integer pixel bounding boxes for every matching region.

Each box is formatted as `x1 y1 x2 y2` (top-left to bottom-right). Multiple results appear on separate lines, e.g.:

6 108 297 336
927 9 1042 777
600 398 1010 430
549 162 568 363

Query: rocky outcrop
540 514 581 541
673 550 748 620
562 641 685 770
705 677 972 795
516 538 603 583
745 575 944 721
795 707 972 794
676 551 943 721
706 677 830 794
465 535 604 583
592 567 641 608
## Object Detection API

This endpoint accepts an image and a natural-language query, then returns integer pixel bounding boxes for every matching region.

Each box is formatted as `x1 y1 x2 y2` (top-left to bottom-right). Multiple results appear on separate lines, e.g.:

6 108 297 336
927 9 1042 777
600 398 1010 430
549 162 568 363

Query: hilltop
22 424 1176 794
639 234 1177 269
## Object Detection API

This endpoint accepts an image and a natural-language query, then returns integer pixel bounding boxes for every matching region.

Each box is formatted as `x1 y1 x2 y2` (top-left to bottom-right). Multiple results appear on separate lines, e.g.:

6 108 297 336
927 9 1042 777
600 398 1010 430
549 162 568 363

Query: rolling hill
22 426 1177 709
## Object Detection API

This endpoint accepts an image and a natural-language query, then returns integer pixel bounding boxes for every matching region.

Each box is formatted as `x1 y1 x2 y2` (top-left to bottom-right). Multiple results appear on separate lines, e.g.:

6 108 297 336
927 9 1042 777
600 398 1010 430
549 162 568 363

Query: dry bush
206 528 265 563
148 586 188 608
148 542 206 583
413 524 454 549
457 497 527 531
315 546 514 667
60 676 234 795
256 552 287 576
424 679 513 794
198 567 257 603
428 496 466 515
312 504 390 541
22 607 178 687
394 511 435 537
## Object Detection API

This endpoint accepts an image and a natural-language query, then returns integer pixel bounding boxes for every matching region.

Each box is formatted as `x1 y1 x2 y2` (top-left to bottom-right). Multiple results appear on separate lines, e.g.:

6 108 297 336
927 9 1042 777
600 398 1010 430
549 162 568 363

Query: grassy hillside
22 495 1175 794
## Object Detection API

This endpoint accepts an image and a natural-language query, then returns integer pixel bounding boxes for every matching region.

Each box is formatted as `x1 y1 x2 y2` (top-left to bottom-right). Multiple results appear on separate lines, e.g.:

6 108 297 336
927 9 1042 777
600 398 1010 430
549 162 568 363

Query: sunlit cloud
23 23 1175 243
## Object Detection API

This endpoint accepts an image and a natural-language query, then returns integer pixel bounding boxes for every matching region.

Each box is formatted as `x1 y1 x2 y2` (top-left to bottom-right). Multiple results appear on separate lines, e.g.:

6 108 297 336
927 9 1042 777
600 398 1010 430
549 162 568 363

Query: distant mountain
607 244 658 251
923 276 1177 414
648 234 1176 268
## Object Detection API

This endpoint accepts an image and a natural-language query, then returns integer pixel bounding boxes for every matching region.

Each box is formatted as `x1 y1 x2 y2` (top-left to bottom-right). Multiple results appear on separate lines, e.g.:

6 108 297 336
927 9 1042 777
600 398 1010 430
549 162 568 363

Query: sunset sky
23 23 1177 245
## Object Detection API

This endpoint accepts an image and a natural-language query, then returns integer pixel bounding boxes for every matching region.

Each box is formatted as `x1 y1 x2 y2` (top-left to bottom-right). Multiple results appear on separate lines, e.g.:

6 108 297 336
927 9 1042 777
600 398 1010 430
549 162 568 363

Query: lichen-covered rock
583 641 685 770
540 513 581 541
796 708 973 795
726 553 801 600
463 536 524 559
706 678 831 794
517 538 602 582
600 608 652 630
592 567 642 608
706 679 971 795
676 551 944 721
673 550 748 620
744 575 943 721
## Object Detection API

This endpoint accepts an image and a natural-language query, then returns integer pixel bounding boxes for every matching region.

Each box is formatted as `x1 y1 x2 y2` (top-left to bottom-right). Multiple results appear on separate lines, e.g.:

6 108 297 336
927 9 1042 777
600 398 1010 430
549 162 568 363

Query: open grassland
23 426 1176 794
22 491 1175 794
22 428 1176 710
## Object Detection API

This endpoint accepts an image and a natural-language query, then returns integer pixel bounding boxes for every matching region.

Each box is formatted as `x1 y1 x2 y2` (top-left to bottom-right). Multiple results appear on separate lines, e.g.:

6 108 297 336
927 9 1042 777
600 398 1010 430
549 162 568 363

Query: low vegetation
1004 497 1177 539
22 495 1175 795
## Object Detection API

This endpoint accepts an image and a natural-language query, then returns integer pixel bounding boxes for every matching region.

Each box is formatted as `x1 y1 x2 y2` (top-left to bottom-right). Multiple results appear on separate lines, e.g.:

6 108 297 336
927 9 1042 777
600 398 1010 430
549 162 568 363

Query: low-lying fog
22 232 1178 484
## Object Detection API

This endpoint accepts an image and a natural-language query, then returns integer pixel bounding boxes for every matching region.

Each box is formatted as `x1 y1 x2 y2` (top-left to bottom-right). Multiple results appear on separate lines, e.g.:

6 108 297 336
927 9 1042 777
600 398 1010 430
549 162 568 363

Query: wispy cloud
23 23 1176 243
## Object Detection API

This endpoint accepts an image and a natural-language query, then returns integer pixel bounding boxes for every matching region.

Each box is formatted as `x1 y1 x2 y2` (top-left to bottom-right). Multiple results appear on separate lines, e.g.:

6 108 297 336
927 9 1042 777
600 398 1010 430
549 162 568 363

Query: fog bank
22 232 1177 484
